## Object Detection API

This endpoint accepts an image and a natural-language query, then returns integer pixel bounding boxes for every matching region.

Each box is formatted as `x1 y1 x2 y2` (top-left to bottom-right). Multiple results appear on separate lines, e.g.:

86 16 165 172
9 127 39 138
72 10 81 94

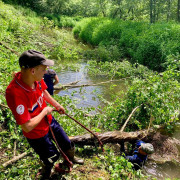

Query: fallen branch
69 129 153 146
13 141 17 157
2 152 28 167
69 128 180 164
0 41 19 56
120 104 142 132
54 79 126 91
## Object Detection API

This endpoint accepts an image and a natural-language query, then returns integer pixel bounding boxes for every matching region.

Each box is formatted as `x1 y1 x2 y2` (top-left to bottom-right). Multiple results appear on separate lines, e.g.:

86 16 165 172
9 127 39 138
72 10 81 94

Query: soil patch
145 132 180 163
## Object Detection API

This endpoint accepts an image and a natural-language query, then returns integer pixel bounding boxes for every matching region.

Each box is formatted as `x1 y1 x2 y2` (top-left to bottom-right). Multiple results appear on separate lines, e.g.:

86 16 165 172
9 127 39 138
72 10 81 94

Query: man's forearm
43 90 60 108
21 108 48 133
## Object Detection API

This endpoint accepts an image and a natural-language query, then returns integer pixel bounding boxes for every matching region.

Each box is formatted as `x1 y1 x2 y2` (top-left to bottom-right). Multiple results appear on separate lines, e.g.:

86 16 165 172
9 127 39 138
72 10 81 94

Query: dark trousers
27 117 71 166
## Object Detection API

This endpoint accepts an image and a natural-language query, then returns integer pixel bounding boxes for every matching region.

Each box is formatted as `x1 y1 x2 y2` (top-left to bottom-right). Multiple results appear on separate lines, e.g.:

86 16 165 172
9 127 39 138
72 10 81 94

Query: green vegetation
3 0 180 23
85 59 180 132
0 0 180 179
73 17 180 71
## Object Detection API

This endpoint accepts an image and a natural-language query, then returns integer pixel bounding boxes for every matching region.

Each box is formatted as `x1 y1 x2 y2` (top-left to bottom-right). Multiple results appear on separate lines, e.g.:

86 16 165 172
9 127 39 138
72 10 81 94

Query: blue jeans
27 117 71 166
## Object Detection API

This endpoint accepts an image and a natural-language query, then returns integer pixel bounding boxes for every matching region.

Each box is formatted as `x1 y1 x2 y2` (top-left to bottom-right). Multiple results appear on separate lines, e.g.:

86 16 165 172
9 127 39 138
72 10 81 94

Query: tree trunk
150 0 153 23
167 0 171 22
69 129 153 146
153 0 156 23
70 129 180 163
178 0 180 22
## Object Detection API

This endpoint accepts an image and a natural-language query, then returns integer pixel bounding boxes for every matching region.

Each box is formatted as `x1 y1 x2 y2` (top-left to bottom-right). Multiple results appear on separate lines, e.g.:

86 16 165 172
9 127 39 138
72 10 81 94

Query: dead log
70 129 180 163
69 129 152 146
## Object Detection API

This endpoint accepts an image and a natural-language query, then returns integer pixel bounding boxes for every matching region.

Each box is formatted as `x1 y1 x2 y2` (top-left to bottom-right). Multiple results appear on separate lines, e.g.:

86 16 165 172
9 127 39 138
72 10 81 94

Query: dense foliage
73 17 180 71
3 0 180 23
0 0 180 179
0 1 151 179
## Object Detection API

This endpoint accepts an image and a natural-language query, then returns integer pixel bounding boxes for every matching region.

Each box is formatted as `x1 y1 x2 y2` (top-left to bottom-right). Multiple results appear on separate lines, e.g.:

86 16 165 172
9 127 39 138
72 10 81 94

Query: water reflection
144 161 180 179
56 63 127 112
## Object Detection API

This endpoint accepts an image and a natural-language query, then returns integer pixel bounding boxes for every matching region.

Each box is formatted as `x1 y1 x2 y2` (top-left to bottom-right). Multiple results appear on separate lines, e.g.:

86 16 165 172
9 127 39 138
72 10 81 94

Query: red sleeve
6 89 31 125
40 79 47 91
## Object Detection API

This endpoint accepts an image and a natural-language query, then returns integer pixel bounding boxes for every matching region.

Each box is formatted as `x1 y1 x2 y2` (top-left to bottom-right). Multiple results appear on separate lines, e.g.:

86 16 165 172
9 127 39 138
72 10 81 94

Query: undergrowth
0 1 150 179
0 1 180 179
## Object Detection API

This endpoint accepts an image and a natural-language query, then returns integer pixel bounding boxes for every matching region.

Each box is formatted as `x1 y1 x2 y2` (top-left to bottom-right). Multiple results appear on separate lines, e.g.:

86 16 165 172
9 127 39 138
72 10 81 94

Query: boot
65 142 84 165
36 162 53 180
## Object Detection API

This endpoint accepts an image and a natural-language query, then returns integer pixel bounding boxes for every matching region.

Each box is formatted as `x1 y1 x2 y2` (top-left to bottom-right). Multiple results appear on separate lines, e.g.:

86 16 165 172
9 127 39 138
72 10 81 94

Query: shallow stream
144 124 180 179
56 63 127 112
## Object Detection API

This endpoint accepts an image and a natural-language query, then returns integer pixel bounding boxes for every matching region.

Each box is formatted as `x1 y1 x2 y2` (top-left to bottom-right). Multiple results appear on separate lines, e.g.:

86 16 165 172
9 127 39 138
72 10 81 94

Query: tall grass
73 17 180 71
45 14 82 28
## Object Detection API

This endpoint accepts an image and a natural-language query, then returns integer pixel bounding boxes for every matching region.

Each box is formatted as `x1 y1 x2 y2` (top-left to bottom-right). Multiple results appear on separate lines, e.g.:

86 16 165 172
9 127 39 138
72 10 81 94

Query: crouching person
120 140 154 170
6 50 84 179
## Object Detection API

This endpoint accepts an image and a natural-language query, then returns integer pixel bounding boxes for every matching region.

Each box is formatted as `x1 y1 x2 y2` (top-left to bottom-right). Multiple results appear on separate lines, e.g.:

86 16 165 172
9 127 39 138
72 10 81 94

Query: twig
2 152 28 167
120 104 142 132
0 103 9 109
13 141 17 157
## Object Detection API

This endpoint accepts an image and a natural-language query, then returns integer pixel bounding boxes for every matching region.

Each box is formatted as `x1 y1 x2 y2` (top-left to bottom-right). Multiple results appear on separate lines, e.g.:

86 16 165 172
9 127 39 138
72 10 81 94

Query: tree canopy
3 0 180 22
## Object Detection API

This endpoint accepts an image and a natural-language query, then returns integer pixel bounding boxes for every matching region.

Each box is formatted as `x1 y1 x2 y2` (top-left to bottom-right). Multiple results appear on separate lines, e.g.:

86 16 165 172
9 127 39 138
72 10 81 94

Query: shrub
73 17 180 71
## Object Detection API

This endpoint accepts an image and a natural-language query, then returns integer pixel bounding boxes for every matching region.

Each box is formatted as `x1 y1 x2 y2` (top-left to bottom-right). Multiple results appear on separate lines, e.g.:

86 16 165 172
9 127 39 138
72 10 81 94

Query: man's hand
55 104 65 114
43 106 54 115
43 90 65 114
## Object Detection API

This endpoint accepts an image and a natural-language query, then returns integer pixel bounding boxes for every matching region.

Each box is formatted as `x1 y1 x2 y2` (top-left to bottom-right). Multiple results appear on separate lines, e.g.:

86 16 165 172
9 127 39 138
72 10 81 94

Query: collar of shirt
15 72 38 92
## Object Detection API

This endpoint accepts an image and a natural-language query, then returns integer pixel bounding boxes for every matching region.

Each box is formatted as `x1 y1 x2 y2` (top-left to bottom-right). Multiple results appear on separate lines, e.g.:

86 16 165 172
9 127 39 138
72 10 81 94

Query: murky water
56 63 127 112
56 63 180 179
144 161 180 179
144 125 180 179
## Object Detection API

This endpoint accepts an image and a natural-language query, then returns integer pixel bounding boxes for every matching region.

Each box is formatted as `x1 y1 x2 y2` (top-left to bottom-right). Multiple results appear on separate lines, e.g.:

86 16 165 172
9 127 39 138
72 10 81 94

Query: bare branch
54 79 127 91
120 104 142 132
2 152 28 167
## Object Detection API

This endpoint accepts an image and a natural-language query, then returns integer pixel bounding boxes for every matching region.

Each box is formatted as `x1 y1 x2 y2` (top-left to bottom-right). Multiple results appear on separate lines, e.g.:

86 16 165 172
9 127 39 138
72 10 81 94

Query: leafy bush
87 60 155 79
162 54 180 82
94 147 149 180
45 14 82 28
73 17 180 71
97 74 180 132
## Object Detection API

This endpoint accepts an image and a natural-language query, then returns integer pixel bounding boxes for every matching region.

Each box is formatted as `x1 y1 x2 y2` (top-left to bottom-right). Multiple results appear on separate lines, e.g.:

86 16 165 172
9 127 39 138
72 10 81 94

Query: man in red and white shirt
6 50 83 178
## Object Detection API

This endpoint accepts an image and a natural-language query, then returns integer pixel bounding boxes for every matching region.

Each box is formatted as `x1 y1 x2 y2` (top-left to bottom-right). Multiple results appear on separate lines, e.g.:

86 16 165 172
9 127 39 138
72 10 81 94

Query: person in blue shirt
120 140 154 170
43 68 59 95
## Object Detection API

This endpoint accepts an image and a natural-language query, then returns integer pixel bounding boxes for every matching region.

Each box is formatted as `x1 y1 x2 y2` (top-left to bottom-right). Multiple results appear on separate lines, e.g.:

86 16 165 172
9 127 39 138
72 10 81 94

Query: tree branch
54 79 127 91
2 152 28 167
120 104 142 132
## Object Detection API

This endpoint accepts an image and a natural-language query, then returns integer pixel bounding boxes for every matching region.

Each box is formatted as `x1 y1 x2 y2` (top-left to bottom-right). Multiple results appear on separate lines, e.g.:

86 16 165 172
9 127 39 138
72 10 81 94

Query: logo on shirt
16 105 25 115
37 96 43 108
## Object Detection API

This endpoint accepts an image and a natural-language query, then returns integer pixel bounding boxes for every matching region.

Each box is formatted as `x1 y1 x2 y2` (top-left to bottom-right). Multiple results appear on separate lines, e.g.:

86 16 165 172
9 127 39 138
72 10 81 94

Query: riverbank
54 59 180 179
0 2 180 179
